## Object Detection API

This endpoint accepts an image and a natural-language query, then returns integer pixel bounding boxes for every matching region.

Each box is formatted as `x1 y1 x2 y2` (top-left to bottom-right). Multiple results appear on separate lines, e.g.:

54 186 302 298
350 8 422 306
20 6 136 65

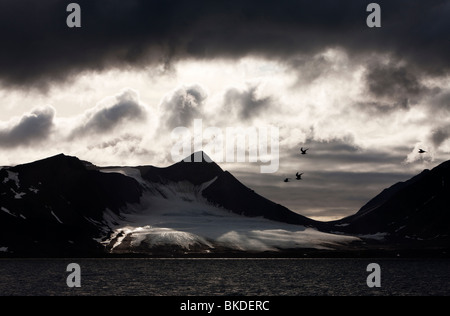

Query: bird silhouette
296 172 303 180
300 147 309 155
284 178 290 182
418 149 426 153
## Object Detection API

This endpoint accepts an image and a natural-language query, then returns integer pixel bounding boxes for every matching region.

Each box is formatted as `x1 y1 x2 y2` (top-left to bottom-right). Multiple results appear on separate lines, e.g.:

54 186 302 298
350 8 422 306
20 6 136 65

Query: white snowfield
99 168 359 253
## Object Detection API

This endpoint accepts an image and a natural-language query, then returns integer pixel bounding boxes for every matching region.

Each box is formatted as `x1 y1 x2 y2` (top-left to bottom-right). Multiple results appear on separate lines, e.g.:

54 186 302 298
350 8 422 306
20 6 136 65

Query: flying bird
300 147 309 155
296 172 303 180
418 149 426 153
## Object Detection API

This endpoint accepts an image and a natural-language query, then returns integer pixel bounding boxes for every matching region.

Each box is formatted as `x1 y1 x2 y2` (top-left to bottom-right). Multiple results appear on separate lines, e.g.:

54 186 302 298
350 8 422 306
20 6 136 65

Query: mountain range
1 152 449 257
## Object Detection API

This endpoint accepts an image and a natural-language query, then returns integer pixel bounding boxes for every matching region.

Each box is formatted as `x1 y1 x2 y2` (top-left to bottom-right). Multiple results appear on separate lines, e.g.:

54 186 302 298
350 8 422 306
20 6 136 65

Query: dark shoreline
2 247 449 259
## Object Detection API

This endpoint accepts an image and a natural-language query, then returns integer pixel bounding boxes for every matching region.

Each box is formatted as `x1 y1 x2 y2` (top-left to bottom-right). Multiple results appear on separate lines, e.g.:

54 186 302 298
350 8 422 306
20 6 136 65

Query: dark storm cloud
366 65 426 98
0 0 448 90
428 124 450 149
0 106 55 147
224 85 272 120
364 63 430 110
430 91 450 112
159 84 207 130
71 89 147 137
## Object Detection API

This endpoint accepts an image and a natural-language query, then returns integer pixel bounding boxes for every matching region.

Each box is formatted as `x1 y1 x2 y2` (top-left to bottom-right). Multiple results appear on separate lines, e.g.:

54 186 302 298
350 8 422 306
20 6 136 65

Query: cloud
71 89 148 137
0 0 448 90
288 55 333 85
430 126 450 149
159 84 207 130
405 121 450 164
364 63 429 108
223 85 272 120
83 133 153 166
422 123 450 156
285 136 409 173
0 106 55 148
428 90 450 113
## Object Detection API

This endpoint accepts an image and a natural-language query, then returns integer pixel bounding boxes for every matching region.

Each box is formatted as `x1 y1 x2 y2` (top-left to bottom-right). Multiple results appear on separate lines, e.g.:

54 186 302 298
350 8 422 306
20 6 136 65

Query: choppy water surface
0 258 449 296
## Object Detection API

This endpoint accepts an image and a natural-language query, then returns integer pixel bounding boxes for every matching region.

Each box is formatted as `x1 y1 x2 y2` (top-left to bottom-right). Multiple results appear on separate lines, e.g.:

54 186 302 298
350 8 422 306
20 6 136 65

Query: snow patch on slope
50 211 63 224
1 207 16 217
3 170 20 187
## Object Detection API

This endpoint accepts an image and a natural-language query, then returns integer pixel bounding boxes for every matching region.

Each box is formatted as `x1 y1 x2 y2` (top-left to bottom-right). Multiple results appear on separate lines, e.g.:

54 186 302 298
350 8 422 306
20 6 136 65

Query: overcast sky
0 0 449 220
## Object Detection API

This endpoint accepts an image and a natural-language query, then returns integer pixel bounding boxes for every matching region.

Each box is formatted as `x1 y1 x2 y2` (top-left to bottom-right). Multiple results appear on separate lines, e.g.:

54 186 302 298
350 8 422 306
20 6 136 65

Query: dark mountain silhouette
137 152 224 185
331 160 450 245
0 154 142 256
0 152 316 256
1 152 449 257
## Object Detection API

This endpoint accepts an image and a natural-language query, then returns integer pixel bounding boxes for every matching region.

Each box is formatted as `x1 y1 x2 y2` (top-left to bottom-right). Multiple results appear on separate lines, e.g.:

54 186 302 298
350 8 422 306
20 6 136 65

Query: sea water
0 258 449 296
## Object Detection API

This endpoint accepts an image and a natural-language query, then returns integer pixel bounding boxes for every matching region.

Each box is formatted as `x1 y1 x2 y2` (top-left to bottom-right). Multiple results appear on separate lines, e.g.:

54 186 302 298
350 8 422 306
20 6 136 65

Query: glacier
99 167 359 254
